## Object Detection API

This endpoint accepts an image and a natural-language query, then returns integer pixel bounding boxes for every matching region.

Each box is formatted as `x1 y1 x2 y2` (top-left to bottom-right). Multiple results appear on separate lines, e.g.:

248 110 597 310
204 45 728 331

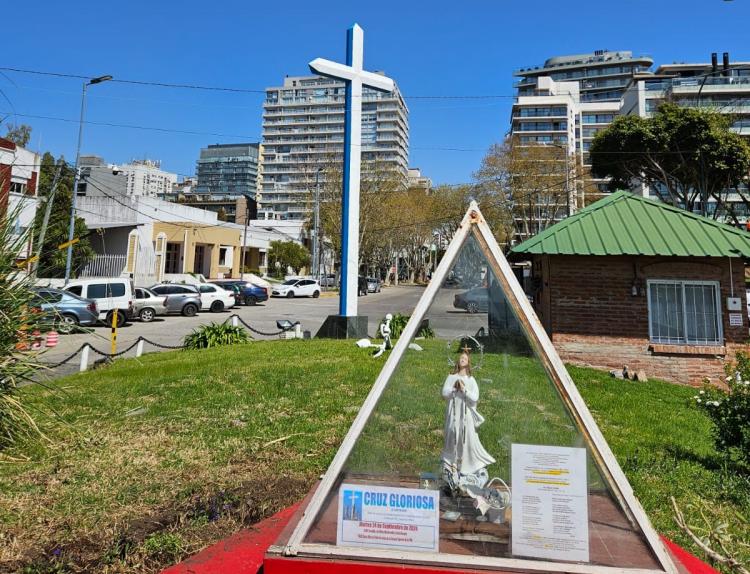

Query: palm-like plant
1 202 45 449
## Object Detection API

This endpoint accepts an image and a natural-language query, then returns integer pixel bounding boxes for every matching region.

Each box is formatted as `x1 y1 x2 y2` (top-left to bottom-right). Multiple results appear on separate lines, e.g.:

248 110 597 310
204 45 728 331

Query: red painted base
163 501 719 574
161 503 300 574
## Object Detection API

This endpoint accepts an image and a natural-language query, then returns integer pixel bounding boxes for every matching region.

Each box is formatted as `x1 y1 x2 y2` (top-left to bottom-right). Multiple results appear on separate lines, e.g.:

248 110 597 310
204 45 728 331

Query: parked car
210 280 269 305
149 284 202 316
366 277 382 293
196 283 235 312
31 288 98 331
64 278 134 327
272 278 321 298
453 287 489 314
133 287 169 322
337 275 369 296
319 274 337 288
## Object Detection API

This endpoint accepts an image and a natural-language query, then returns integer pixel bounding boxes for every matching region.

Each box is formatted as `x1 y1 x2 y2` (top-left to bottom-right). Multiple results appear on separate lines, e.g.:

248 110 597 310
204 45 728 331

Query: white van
65 278 134 327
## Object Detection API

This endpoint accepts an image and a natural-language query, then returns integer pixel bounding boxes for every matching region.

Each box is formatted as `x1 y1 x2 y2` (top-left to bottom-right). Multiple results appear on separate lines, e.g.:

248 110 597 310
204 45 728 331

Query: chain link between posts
38 316 300 368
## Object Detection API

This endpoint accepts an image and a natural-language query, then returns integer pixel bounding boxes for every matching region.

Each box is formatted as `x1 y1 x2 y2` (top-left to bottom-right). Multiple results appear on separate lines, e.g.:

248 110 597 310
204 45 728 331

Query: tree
268 240 309 277
32 153 94 278
3 123 32 147
474 138 576 246
590 103 750 219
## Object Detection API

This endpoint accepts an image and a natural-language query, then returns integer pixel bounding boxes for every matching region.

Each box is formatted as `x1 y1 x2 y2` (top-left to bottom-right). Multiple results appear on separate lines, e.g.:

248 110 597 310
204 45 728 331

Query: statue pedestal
316 315 369 339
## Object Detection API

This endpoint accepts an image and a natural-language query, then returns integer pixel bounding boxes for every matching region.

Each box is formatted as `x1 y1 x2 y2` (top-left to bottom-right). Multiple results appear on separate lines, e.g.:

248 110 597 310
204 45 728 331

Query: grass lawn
1 339 748 573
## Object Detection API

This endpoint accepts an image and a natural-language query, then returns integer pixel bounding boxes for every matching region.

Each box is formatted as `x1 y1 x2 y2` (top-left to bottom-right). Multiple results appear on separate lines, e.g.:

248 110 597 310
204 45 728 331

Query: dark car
149 284 202 316
211 280 269 305
337 276 369 296
453 287 489 314
31 288 98 331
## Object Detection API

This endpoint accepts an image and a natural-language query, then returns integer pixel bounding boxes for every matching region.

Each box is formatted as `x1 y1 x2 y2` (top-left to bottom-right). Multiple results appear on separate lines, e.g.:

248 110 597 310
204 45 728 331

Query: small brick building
510 191 750 386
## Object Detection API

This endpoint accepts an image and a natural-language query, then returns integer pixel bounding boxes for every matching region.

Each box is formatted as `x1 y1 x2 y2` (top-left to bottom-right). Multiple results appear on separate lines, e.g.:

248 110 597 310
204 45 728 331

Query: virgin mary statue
441 348 495 493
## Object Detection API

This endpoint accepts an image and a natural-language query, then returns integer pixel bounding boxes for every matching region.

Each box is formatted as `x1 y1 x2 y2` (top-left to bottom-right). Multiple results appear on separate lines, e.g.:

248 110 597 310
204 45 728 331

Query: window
66 285 83 296
88 284 107 299
199 285 216 293
647 280 722 345
109 283 126 297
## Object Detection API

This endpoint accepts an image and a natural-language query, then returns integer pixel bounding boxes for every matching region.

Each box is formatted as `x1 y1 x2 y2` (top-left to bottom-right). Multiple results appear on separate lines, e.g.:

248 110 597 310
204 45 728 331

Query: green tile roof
510 190 750 258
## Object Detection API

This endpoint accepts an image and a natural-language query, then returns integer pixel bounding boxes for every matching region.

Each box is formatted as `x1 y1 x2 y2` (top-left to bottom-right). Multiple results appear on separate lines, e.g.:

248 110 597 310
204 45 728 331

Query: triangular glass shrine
281 203 677 573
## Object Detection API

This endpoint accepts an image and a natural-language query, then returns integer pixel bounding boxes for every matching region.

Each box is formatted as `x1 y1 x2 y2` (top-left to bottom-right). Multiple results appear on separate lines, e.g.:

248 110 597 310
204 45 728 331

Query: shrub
1 204 45 449
377 313 434 340
183 323 250 350
694 352 750 469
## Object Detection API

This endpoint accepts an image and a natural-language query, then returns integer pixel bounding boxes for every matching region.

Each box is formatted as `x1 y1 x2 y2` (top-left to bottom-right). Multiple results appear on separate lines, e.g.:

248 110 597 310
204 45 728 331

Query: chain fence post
231 315 239 328
294 323 302 339
79 344 90 372
135 338 144 357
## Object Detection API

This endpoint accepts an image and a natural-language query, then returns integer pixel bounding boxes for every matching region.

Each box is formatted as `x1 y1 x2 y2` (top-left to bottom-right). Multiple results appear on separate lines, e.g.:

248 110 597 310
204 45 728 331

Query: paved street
35 283 493 379
36 286 419 378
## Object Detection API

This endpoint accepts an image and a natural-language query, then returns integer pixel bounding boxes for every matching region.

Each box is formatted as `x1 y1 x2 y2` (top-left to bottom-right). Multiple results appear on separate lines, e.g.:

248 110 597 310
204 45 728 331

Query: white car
272 278 321 298
65 278 134 327
197 283 235 312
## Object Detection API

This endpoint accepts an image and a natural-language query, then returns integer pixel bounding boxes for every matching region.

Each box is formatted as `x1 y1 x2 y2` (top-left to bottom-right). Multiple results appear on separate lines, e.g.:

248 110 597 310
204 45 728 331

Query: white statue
371 313 393 358
380 313 393 350
441 347 495 494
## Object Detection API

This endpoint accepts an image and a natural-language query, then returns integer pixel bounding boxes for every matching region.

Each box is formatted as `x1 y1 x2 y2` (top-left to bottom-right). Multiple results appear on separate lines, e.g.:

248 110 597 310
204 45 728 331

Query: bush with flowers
694 351 750 469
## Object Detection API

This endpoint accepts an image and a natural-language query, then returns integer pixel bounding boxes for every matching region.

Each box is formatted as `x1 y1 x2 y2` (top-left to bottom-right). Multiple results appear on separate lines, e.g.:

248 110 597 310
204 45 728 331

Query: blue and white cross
309 24 394 317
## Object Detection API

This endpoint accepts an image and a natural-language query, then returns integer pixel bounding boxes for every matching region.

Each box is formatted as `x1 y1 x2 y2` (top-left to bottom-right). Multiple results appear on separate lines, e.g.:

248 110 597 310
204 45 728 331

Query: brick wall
531 254 749 385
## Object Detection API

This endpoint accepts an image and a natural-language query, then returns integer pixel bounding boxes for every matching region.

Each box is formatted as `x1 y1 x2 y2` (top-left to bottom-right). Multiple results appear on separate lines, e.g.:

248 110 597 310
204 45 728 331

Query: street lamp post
64 75 112 283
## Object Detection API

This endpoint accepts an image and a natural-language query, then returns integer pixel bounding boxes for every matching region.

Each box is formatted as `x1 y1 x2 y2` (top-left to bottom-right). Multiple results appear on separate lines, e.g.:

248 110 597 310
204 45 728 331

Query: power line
0 66 517 100
0 111 260 140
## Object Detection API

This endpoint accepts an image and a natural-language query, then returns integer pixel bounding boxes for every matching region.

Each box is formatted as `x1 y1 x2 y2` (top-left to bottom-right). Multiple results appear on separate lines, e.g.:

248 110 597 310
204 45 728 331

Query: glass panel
109 283 126 297
88 284 107 299
649 282 684 344
684 284 719 345
303 232 662 570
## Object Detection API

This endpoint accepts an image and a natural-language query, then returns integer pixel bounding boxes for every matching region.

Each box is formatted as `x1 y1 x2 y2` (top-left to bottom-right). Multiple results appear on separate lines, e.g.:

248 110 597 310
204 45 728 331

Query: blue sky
2 0 748 184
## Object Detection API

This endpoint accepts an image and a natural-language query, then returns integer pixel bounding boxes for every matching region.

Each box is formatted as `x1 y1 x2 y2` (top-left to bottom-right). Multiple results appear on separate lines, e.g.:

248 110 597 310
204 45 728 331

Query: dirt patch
2 474 312 574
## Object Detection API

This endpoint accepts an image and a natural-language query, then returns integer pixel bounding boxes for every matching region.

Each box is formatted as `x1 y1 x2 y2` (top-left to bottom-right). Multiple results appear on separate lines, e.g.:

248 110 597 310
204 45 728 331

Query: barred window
647 280 722 345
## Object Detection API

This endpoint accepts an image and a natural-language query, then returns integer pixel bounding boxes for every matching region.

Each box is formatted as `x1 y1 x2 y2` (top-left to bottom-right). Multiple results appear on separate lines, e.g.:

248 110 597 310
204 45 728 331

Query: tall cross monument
310 24 394 328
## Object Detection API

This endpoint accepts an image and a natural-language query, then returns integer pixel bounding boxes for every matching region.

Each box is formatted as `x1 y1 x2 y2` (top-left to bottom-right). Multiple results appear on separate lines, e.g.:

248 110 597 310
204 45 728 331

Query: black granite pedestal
316 315 369 339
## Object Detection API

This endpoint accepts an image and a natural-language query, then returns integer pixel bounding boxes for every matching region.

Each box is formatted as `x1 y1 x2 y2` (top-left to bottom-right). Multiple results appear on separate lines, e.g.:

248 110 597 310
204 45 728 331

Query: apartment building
78 156 177 199
195 143 260 200
509 51 653 241
260 74 409 221
621 52 750 220
514 50 653 103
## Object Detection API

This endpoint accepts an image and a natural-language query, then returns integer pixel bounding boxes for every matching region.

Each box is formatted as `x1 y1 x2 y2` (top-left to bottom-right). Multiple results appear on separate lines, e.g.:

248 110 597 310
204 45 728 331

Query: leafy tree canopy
268 240 310 277
3 123 32 147
590 103 750 215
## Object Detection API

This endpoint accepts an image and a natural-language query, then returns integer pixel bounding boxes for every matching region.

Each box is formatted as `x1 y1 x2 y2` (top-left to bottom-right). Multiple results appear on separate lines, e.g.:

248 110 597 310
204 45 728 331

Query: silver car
149 284 202 316
133 287 169 322
31 288 99 331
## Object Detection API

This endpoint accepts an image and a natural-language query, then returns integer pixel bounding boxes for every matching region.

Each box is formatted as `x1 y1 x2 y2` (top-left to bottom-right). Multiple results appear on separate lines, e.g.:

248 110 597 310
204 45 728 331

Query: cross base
316 315 369 339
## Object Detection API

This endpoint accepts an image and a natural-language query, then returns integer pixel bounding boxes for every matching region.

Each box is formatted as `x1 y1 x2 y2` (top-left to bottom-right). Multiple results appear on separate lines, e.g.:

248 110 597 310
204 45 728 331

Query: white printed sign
337 484 439 552
511 444 590 563
729 313 743 327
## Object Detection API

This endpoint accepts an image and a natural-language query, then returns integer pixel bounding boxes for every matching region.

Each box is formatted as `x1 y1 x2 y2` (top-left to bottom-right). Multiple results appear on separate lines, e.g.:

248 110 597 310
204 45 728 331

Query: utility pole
64 75 112 283
312 167 322 280
242 193 253 278
33 162 63 278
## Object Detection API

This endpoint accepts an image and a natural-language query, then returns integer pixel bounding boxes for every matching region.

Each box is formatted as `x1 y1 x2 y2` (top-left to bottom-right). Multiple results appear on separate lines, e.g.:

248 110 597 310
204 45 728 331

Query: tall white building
120 159 177 198
79 156 177 199
621 52 750 220
260 74 409 221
